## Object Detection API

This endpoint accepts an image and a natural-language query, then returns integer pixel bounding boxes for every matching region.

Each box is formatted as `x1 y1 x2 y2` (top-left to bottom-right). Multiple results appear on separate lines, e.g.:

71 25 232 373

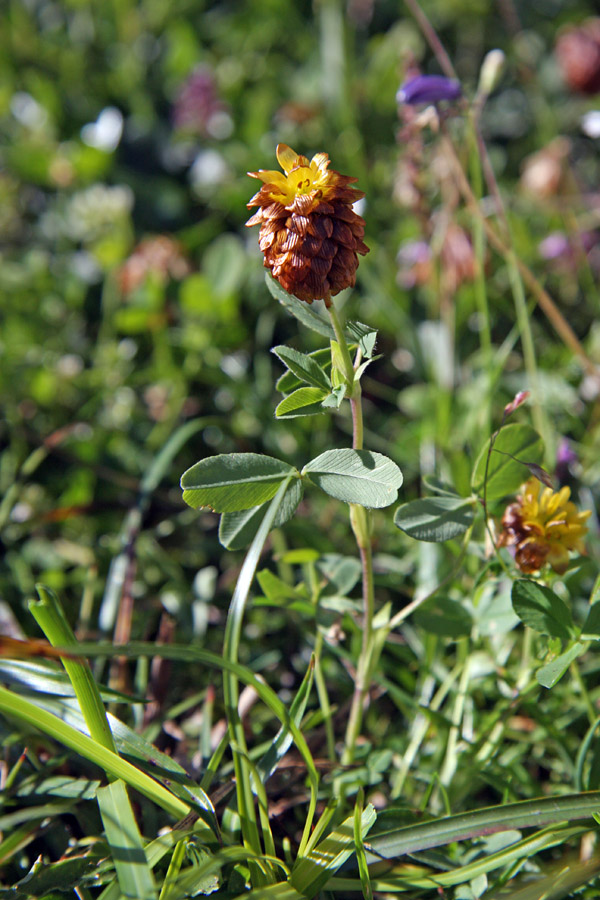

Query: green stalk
467 113 492 438
29 585 116 753
313 631 336 762
392 663 461 799
327 302 377 765
570 657 596 727
306 558 336 761
505 249 548 448
438 642 471 787
327 302 356 394
342 518 375 765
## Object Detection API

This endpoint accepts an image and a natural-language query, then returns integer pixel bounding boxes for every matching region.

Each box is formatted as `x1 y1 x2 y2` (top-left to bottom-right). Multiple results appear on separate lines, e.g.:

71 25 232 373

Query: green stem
467 113 493 436
158 838 187 900
392 663 461 798
314 631 336 762
439 641 471 787
327 301 377 765
506 250 548 448
307 559 336 761
342 532 375 765
327 302 356 395
570 658 596 727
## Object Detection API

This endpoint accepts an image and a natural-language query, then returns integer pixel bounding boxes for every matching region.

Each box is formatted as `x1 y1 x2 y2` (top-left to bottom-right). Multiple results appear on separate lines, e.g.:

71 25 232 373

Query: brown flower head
246 144 369 304
555 19 600 95
440 223 476 293
519 138 571 199
497 478 591 575
118 235 192 296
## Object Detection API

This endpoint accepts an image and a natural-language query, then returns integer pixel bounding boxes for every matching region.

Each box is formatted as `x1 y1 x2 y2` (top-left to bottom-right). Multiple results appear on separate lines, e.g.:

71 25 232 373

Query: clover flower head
246 144 369 304
498 478 591 575
118 235 191 295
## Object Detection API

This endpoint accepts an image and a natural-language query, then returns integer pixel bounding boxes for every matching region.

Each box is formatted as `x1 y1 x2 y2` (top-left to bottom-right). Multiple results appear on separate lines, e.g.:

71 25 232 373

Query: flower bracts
246 144 369 304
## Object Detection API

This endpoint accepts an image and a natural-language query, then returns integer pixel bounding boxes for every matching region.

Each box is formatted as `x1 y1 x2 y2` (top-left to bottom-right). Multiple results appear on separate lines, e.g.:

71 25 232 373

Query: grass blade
222 478 293 867
256 655 314 785
29 584 116 752
0 685 192 821
354 790 373 900
97 780 157 900
291 804 377 898
367 792 600 859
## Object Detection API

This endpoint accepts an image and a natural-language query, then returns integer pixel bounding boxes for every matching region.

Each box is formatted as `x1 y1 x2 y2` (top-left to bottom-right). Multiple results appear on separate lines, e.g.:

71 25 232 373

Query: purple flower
538 230 599 264
396 75 462 106
556 438 578 485
538 231 570 260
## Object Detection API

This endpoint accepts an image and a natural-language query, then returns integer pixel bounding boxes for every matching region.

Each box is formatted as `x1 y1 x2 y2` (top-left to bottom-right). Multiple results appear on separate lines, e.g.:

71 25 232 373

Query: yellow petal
310 151 331 171
277 144 302 174
249 168 285 185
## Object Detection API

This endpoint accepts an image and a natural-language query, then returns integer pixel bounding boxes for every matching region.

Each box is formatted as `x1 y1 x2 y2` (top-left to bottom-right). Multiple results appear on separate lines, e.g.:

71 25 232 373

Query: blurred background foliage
1 0 599 718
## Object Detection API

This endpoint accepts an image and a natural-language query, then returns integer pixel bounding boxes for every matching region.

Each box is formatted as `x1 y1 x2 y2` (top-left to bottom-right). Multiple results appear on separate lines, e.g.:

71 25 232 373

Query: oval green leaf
471 424 544 501
272 345 331 391
347 320 378 358
266 274 337 339
414 598 473 638
537 642 584 689
303 449 403 509
275 387 329 418
511 579 574 639
181 453 298 512
218 480 304 550
276 348 332 394
394 497 475 542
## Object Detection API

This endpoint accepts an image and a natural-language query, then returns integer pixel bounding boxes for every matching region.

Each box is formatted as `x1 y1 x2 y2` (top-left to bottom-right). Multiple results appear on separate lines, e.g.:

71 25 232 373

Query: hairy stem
342 527 375 765
328 302 376 765
328 300 356 394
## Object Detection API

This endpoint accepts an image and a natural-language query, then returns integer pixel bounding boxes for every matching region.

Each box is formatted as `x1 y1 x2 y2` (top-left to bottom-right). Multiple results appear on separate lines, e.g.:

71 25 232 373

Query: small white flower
81 107 124 152
581 110 600 138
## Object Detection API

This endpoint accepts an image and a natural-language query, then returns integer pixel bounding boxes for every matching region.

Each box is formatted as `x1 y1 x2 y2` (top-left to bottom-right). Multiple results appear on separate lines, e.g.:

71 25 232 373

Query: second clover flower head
396 75 462 106
246 144 369 305
497 478 591 575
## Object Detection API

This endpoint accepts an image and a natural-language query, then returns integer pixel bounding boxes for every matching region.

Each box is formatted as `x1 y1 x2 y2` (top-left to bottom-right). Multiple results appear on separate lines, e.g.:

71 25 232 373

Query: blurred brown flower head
556 19 600 95
118 236 192 296
440 223 476 293
246 144 369 304
396 240 432 288
172 66 228 137
519 138 571 199
497 478 590 575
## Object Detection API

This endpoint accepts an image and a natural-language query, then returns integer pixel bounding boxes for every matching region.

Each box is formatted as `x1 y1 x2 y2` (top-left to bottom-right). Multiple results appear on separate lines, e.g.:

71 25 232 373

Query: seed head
246 144 369 304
